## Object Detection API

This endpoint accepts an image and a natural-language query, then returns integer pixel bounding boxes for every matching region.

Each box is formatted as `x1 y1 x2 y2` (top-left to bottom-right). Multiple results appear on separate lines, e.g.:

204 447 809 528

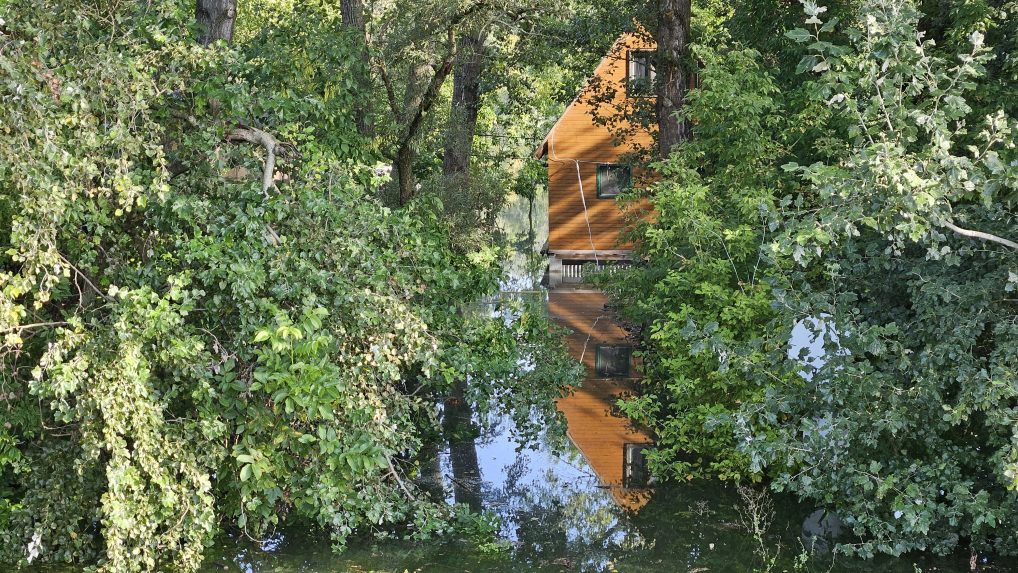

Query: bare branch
60 255 114 303
1 321 70 334
942 220 1018 251
386 457 415 500
225 126 289 244
171 110 199 127
227 126 281 195
374 56 400 119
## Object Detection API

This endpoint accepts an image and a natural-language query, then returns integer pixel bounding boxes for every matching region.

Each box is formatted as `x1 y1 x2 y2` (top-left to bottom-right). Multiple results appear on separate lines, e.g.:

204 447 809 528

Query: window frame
623 442 653 489
627 49 657 97
595 344 632 377
596 164 632 199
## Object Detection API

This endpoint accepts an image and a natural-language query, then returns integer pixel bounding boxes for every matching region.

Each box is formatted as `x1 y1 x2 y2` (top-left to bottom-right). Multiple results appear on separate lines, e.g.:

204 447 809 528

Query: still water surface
16 195 1008 573
195 195 1000 573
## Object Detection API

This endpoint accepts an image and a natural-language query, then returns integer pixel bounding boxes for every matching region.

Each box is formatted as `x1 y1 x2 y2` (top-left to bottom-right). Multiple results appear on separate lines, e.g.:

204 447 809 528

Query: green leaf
819 17 839 33
785 28 812 43
796 55 819 74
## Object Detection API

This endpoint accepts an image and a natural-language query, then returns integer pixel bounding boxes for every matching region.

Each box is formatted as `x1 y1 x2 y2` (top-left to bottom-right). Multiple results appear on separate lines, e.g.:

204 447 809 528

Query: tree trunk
341 0 373 136
394 57 450 205
656 0 691 157
416 441 447 502
527 196 534 248
340 0 364 33
442 31 487 177
448 440 482 511
443 381 483 512
395 142 415 206
195 0 237 45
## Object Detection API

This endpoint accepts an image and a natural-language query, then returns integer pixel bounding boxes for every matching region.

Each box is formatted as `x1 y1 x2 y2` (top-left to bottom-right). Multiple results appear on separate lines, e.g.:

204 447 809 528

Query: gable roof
533 31 654 160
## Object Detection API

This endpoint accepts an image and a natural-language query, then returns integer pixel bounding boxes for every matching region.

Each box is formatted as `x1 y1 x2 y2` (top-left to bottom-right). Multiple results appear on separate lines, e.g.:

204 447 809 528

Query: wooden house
548 287 654 511
534 32 657 264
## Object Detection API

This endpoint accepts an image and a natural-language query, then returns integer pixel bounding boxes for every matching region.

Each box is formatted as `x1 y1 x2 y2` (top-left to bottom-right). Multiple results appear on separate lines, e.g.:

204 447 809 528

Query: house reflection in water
547 285 655 512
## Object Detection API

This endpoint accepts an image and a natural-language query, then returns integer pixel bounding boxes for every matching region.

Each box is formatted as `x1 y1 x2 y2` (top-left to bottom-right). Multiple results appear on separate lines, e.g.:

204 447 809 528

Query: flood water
192 193 1004 573
15 194 1011 573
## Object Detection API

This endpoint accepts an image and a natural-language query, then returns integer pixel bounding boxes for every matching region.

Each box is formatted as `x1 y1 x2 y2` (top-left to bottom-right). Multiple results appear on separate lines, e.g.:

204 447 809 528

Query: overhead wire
547 120 600 265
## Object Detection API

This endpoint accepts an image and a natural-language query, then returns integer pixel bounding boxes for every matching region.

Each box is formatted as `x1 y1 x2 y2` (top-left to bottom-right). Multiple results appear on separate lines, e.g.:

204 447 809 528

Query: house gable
536 32 656 258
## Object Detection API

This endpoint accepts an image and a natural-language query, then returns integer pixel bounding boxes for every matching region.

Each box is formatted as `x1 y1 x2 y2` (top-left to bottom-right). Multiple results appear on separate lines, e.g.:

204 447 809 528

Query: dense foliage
0 0 579 571
6 0 1015 567
608 0 1018 560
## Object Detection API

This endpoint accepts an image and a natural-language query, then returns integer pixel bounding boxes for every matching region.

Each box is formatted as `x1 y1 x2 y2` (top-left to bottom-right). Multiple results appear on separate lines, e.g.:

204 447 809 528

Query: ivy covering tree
0 0 579 571
607 0 1018 560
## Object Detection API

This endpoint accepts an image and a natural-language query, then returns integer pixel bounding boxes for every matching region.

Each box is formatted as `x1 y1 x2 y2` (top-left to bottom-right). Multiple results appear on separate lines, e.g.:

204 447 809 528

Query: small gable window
623 443 654 488
596 164 631 199
595 344 632 377
627 50 656 96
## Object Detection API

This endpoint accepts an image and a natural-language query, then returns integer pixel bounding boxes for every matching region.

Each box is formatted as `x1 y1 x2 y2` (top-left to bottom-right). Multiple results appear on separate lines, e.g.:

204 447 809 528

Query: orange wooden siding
539 33 656 255
548 289 653 511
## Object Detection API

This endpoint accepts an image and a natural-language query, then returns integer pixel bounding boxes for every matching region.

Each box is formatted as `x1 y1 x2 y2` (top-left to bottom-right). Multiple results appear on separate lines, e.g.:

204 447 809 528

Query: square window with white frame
627 50 656 96
596 164 632 199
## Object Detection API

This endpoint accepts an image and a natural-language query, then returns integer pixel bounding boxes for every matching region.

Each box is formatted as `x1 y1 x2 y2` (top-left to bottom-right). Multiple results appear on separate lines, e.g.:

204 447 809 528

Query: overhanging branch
227 126 281 195
225 125 291 245
942 220 1018 251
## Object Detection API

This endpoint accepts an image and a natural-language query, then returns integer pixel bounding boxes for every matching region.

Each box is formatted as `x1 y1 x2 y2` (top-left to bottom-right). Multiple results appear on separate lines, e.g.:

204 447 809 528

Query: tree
607 0 1018 559
599 45 787 481
366 0 490 205
196 0 237 44
739 0 1018 557
655 0 692 155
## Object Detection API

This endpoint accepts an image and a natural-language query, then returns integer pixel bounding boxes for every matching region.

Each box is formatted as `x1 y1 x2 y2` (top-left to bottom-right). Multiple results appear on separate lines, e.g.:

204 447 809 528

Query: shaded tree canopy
603 0 1018 560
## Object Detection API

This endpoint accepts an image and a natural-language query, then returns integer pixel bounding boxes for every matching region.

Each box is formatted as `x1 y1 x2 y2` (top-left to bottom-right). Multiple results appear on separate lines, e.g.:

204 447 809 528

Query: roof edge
530 33 635 161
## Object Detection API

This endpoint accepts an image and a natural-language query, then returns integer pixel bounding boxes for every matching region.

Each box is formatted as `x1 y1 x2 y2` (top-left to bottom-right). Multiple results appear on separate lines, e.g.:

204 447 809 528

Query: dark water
194 420 998 573
194 195 1002 573
13 194 1012 573
193 358 1004 572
